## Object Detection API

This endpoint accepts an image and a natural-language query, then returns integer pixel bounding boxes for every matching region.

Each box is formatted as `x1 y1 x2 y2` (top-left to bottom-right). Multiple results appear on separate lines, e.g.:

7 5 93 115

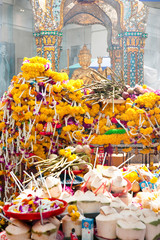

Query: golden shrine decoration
31 0 148 87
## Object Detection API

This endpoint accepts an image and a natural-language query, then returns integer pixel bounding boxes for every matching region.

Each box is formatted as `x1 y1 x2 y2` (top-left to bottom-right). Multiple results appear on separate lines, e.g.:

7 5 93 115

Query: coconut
110 197 127 212
127 87 134 94
125 203 141 217
120 209 138 218
102 166 122 179
48 216 60 229
116 215 146 240
75 145 84 153
60 191 77 215
49 154 58 159
96 193 112 207
139 209 160 240
43 176 62 198
77 191 100 213
91 175 109 194
83 144 92 155
5 219 31 240
96 206 121 239
60 191 77 205
31 219 57 240
62 214 84 238
100 206 118 216
35 188 46 198
111 176 127 193
119 192 132 205
83 169 99 189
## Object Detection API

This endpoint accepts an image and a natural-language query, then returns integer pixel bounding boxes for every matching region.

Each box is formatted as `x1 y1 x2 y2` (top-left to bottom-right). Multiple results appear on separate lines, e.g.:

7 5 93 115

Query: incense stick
11 171 24 190
39 200 44 225
94 147 99 169
31 172 39 190
10 172 23 192
117 154 135 169
63 170 66 191
23 170 32 179
0 213 18 226
102 152 107 168
42 174 51 198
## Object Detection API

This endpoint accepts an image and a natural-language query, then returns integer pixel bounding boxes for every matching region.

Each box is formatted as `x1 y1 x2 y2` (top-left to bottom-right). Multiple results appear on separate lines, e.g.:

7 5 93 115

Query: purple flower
50 80 56 85
38 82 44 87
52 204 58 209
83 123 91 129
28 207 33 212
19 205 23 212
86 103 92 109
35 196 39 201
155 90 160 96
84 89 87 95
36 93 43 101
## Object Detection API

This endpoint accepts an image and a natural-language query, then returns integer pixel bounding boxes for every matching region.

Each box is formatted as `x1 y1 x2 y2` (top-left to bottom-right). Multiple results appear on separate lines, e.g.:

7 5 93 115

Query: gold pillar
34 31 62 71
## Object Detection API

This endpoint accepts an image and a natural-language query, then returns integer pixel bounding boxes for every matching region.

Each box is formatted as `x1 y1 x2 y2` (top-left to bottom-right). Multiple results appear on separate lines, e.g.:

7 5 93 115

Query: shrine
32 0 148 87
1 1 160 239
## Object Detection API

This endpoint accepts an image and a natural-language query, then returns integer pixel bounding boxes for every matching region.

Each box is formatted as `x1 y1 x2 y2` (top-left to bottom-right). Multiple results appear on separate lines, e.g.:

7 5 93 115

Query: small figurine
70 228 78 240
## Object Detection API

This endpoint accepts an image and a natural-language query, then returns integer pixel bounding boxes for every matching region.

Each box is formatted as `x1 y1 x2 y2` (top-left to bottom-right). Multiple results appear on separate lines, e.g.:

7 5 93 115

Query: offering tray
3 198 67 221
60 174 84 186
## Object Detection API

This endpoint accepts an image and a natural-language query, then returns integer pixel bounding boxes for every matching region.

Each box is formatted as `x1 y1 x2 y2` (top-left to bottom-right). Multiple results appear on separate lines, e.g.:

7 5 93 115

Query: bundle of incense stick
75 68 126 105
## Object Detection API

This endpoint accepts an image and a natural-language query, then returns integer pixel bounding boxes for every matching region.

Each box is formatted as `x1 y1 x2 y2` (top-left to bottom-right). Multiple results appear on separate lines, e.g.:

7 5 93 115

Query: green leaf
150 219 160 227
104 129 126 135
153 233 160 240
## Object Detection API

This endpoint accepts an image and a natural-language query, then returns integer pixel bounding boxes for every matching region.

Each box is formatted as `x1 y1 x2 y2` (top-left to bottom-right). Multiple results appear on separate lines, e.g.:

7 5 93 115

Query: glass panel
0 0 36 97
144 7 160 90
59 24 108 78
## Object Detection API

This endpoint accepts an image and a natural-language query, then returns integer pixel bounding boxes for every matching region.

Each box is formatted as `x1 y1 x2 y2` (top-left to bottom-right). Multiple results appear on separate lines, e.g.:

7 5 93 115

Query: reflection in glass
0 44 10 97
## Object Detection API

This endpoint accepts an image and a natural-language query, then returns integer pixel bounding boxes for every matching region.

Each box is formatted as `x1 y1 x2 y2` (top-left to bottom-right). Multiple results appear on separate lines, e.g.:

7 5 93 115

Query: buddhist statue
71 44 94 84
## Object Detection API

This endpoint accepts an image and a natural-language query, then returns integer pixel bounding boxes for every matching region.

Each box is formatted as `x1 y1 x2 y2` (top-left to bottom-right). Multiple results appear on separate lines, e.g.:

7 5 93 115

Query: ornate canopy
31 0 149 86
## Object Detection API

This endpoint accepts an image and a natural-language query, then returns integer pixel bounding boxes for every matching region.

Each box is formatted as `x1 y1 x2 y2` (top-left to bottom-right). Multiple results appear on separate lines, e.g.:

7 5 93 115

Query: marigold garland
0 56 160 202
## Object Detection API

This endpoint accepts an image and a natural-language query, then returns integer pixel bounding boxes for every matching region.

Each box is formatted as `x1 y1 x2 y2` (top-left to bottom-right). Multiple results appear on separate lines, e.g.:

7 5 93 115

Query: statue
71 45 94 84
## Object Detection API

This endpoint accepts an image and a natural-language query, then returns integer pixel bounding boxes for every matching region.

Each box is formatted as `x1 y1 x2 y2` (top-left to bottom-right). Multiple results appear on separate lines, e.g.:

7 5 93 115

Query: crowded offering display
0 57 160 240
